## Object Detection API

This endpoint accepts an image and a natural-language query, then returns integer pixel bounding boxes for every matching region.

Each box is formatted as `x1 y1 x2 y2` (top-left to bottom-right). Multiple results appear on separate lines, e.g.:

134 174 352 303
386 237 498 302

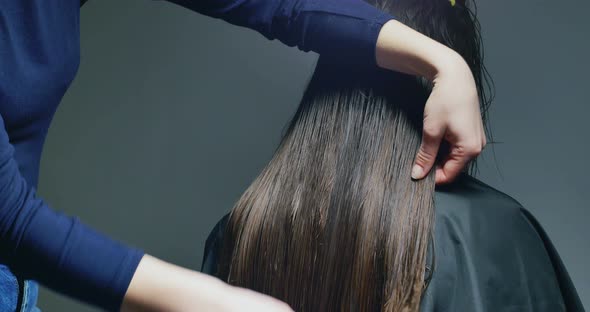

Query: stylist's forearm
121 255 226 312
121 255 294 312
375 20 463 81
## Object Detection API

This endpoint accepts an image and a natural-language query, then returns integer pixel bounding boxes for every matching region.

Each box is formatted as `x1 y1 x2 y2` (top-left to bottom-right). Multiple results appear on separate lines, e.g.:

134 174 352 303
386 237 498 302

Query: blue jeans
0 264 40 312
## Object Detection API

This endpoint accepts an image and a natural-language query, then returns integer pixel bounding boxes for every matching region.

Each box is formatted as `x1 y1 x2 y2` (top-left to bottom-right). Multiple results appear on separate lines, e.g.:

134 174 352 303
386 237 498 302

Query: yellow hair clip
450 0 456 6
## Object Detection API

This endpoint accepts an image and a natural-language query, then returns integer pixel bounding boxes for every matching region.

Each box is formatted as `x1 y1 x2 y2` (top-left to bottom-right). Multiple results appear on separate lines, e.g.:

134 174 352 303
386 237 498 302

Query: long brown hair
218 1 491 311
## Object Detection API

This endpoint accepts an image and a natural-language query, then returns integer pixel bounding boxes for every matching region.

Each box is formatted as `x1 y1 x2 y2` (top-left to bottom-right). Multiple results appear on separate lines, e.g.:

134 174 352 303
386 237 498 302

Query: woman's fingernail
411 165 423 180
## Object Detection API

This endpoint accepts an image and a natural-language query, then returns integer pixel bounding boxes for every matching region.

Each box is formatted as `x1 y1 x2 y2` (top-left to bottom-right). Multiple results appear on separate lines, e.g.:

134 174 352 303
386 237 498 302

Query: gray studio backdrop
36 0 588 310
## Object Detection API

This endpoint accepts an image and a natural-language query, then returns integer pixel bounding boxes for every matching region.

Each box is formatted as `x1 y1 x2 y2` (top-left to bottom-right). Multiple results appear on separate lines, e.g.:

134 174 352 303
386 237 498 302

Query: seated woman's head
218 1 490 311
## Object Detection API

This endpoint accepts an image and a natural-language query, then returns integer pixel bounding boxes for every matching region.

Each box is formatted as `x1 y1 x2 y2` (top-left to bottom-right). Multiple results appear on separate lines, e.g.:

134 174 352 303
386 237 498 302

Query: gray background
36 0 589 310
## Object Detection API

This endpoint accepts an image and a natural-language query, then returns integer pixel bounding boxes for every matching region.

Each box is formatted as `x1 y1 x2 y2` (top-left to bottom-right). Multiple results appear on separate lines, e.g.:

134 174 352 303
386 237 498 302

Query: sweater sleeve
0 115 144 311
164 0 394 66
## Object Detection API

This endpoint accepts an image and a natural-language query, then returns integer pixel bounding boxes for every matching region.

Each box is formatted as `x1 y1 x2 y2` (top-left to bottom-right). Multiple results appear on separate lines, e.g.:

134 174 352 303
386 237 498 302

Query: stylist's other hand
375 20 486 184
122 255 293 312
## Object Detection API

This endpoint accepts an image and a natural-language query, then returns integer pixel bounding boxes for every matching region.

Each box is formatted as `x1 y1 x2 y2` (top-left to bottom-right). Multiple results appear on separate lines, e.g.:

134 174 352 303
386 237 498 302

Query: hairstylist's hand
122 255 293 312
375 20 486 184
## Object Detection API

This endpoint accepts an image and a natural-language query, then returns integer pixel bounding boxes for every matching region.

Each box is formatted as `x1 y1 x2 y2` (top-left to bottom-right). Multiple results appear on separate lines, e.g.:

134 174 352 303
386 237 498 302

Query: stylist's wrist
375 20 463 81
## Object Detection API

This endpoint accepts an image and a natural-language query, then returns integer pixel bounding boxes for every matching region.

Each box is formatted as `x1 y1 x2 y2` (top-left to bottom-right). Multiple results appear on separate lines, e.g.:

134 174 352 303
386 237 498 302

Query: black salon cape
200 173 585 311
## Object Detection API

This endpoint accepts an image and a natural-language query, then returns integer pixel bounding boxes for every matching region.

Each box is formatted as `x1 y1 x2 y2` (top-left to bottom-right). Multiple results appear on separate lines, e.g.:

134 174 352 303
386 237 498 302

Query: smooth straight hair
217 0 491 311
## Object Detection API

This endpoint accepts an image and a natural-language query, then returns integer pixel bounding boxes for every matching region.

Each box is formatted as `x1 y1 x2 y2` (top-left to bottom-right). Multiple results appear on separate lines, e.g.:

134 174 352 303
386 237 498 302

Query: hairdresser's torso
0 0 80 311
0 0 80 187
202 173 584 311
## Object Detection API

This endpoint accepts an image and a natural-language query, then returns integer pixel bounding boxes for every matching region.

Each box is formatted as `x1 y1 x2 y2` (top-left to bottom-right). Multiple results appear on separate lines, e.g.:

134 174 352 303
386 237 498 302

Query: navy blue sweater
0 0 392 310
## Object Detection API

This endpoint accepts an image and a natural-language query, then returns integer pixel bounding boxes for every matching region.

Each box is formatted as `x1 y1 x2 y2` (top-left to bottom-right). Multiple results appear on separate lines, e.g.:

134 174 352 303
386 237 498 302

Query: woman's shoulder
437 172 524 204
426 173 573 311
432 172 544 261
434 172 531 221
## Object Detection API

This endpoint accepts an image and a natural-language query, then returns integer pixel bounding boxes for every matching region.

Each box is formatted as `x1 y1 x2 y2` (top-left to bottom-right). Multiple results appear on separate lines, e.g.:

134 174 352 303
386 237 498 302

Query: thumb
412 122 444 180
